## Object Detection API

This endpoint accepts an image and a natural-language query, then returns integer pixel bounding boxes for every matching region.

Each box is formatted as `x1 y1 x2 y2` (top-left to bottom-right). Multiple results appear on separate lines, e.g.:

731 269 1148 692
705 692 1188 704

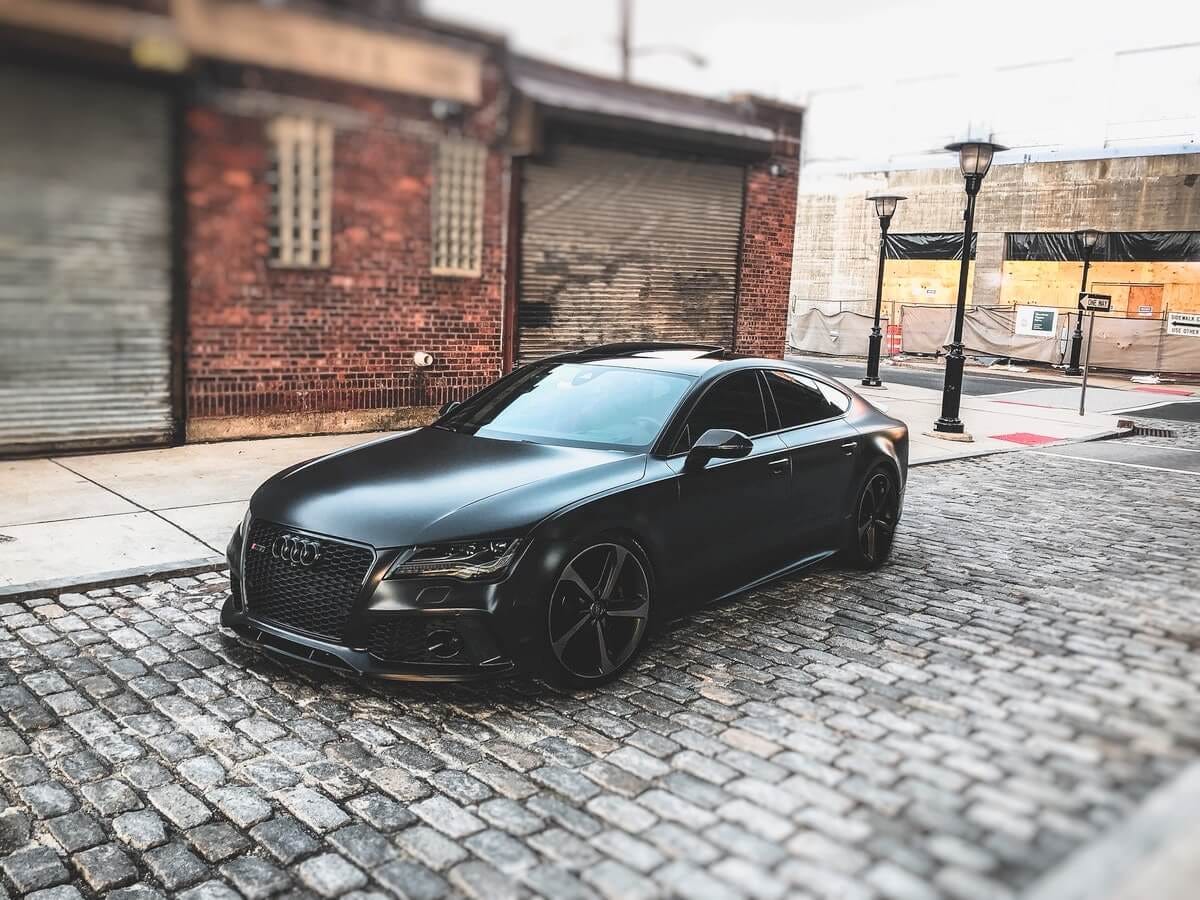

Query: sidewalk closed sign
1167 312 1200 337
1015 307 1058 337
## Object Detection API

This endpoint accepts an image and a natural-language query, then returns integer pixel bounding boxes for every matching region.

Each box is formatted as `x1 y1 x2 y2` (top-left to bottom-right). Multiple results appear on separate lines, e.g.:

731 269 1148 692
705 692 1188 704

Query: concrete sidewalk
848 378 1129 464
0 381 1128 597
0 432 395 596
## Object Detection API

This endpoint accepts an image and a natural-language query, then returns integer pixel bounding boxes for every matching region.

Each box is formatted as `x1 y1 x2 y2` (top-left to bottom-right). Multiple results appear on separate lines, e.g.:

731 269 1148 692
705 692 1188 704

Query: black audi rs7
223 343 908 686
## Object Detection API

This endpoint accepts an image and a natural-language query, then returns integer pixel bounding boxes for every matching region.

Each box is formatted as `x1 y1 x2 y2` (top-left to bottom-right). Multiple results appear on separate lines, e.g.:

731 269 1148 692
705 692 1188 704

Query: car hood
250 427 647 548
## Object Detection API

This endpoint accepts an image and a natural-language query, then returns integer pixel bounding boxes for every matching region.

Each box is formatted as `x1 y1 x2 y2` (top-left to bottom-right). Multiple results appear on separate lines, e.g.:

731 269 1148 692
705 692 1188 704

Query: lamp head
867 194 906 221
1076 228 1103 252
945 140 1007 180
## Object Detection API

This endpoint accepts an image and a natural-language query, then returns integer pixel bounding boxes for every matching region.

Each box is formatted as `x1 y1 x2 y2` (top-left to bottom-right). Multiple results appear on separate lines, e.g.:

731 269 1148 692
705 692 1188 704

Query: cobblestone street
2 431 1199 900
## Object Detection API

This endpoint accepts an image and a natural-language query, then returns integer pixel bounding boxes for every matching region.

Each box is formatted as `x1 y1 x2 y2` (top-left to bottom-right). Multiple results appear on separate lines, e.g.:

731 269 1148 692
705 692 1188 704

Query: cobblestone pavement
2 424 1199 900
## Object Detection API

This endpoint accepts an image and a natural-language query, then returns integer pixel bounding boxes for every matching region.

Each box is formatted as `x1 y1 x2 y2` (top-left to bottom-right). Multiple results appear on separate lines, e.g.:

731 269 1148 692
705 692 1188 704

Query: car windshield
439 363 695 450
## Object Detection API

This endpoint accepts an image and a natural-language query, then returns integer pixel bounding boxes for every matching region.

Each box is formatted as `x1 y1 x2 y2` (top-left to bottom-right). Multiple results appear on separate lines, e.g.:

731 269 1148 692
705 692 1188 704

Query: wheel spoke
873 478 888 508
596 546 628 601
552 613 591 656
605 595 649 619
549 542 651 680
559 564 595 603
595 621 615 673
865 522 877 560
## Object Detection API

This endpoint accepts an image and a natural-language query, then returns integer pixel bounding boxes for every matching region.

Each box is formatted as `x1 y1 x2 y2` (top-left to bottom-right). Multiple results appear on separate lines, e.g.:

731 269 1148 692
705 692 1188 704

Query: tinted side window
672 371 768 452
765 371 844 428
818 381 851 414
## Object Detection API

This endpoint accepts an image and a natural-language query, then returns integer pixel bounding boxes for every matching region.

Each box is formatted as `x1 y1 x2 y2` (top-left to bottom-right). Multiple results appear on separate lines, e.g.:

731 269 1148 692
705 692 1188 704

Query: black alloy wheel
847 468 899 569
546 541 651 686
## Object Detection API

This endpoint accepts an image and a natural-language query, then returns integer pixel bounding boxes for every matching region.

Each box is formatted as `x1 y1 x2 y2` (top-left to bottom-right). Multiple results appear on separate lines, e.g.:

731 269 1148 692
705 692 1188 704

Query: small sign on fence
1167 311 1200 338
1014 307 1058 337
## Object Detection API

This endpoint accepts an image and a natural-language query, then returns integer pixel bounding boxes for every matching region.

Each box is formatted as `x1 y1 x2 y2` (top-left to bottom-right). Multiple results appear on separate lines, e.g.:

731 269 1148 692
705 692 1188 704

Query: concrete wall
791 152 1200 321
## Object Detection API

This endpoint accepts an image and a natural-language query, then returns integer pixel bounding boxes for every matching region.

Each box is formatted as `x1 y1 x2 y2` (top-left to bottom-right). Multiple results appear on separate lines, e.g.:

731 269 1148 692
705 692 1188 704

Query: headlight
385 539 520 581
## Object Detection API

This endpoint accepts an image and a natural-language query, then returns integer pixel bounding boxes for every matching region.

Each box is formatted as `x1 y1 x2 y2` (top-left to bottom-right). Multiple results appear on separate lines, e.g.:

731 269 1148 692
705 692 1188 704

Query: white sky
427 0 1200 166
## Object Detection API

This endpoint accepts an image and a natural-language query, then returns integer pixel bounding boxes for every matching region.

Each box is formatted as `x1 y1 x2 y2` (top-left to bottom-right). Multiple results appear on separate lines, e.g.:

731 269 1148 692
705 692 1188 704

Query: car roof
547 343 814 379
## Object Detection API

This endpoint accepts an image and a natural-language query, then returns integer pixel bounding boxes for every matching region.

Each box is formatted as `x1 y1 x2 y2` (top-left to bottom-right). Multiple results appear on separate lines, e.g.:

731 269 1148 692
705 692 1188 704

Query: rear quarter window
765 371 847 428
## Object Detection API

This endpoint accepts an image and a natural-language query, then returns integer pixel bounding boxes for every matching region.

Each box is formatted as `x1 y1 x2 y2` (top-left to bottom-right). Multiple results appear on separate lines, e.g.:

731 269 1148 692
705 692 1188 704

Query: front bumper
220 603 515 681
223 523 526 682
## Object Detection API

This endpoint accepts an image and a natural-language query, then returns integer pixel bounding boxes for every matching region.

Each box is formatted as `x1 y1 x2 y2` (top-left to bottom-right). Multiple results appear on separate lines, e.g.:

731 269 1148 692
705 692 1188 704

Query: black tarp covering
885 233 976 260
1006 231 1200 262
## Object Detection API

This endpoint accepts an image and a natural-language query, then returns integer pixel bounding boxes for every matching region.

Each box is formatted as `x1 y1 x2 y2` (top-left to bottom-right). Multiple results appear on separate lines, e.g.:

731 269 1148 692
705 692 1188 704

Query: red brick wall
733 142 800 359
184 67 506 429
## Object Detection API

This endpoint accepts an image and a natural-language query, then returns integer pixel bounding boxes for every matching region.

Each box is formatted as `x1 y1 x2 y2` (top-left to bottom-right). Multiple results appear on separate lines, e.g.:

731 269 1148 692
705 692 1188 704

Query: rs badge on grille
270 534 322 566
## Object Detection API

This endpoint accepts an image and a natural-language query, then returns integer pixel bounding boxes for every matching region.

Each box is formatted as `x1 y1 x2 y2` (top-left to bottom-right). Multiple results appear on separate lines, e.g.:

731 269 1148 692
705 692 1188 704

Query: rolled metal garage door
518 140 745 363
0 65 174 455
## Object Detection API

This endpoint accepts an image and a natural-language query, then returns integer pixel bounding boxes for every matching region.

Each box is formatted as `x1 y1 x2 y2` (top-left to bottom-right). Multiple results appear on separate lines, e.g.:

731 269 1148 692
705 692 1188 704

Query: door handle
841 442 858 456
767 457 791 476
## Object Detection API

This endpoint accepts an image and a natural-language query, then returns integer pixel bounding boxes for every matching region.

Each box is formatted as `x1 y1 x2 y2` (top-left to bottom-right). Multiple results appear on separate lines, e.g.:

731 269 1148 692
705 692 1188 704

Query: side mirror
438 400 461 416
684 428 752 472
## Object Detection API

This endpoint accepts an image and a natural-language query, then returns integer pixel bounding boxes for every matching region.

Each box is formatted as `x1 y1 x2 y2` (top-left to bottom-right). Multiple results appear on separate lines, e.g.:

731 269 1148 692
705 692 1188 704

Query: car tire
541 536 653 688
842 465 900 570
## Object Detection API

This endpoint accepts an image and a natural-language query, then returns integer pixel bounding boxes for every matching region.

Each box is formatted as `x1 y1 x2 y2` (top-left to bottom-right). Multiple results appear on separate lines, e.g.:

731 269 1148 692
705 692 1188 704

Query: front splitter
219 613 514 683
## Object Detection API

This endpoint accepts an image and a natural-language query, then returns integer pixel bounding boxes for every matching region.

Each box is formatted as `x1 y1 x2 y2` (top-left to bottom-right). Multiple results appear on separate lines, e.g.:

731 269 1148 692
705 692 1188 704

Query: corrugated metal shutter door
0 66 174 455
518 141 744 363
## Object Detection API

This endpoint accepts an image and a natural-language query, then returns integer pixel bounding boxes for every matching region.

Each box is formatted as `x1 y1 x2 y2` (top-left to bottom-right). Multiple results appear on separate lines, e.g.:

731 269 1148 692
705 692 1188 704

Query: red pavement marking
991 432 1060 446
1133 386 1195 396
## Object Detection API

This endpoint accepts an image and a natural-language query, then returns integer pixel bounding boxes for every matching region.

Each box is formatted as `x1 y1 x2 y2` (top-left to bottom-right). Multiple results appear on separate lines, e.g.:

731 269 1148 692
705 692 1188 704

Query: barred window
267 116 333 267
432 139 485 277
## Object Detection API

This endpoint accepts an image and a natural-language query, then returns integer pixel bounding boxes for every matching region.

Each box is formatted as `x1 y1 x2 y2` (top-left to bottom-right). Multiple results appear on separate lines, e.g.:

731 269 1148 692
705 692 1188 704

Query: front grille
242 520 374 643
368 618 468 665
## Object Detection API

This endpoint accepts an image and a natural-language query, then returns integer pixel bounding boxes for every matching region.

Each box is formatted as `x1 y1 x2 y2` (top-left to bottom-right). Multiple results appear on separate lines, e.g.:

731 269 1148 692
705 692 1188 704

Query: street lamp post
1064 228 1104 376
933 140 1006 436
863 194 906 387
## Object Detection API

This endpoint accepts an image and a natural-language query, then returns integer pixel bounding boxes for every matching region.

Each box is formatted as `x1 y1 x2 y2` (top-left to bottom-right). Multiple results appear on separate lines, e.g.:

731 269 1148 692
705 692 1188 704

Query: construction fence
788 306 1200 374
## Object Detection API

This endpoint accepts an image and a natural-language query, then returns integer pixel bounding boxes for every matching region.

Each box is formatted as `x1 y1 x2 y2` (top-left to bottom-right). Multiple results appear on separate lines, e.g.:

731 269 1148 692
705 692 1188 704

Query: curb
1022 762 1200 900
909 423 1135 467
786 352 1200 393
788 352 1066 384
0 557 228 602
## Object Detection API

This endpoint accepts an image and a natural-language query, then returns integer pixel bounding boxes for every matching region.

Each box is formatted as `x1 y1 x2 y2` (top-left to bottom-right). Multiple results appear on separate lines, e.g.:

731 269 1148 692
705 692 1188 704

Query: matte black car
222 343 908 686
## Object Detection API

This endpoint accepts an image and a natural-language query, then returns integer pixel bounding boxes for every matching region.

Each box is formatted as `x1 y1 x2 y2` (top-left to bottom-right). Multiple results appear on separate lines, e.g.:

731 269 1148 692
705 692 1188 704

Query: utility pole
619 0 632 82
616 0 707 83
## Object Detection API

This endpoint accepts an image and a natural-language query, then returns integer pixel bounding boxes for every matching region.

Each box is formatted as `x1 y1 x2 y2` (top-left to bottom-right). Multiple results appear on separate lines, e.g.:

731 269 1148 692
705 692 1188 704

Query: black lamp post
863 194 906 387
933 139 1006 436
1064 228 1104 376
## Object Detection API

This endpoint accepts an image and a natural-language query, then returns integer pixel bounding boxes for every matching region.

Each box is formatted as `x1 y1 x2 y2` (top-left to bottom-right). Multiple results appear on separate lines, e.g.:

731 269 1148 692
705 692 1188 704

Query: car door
662 370 793 598
762 370 860 555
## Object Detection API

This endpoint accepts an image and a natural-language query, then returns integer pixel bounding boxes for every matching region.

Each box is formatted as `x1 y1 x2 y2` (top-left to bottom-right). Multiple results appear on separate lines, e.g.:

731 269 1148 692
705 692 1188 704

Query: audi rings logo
271 534 322 566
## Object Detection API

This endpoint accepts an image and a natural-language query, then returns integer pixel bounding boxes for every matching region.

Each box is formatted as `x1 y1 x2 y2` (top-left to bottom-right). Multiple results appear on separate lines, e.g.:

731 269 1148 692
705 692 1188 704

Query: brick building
0 0 802 455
